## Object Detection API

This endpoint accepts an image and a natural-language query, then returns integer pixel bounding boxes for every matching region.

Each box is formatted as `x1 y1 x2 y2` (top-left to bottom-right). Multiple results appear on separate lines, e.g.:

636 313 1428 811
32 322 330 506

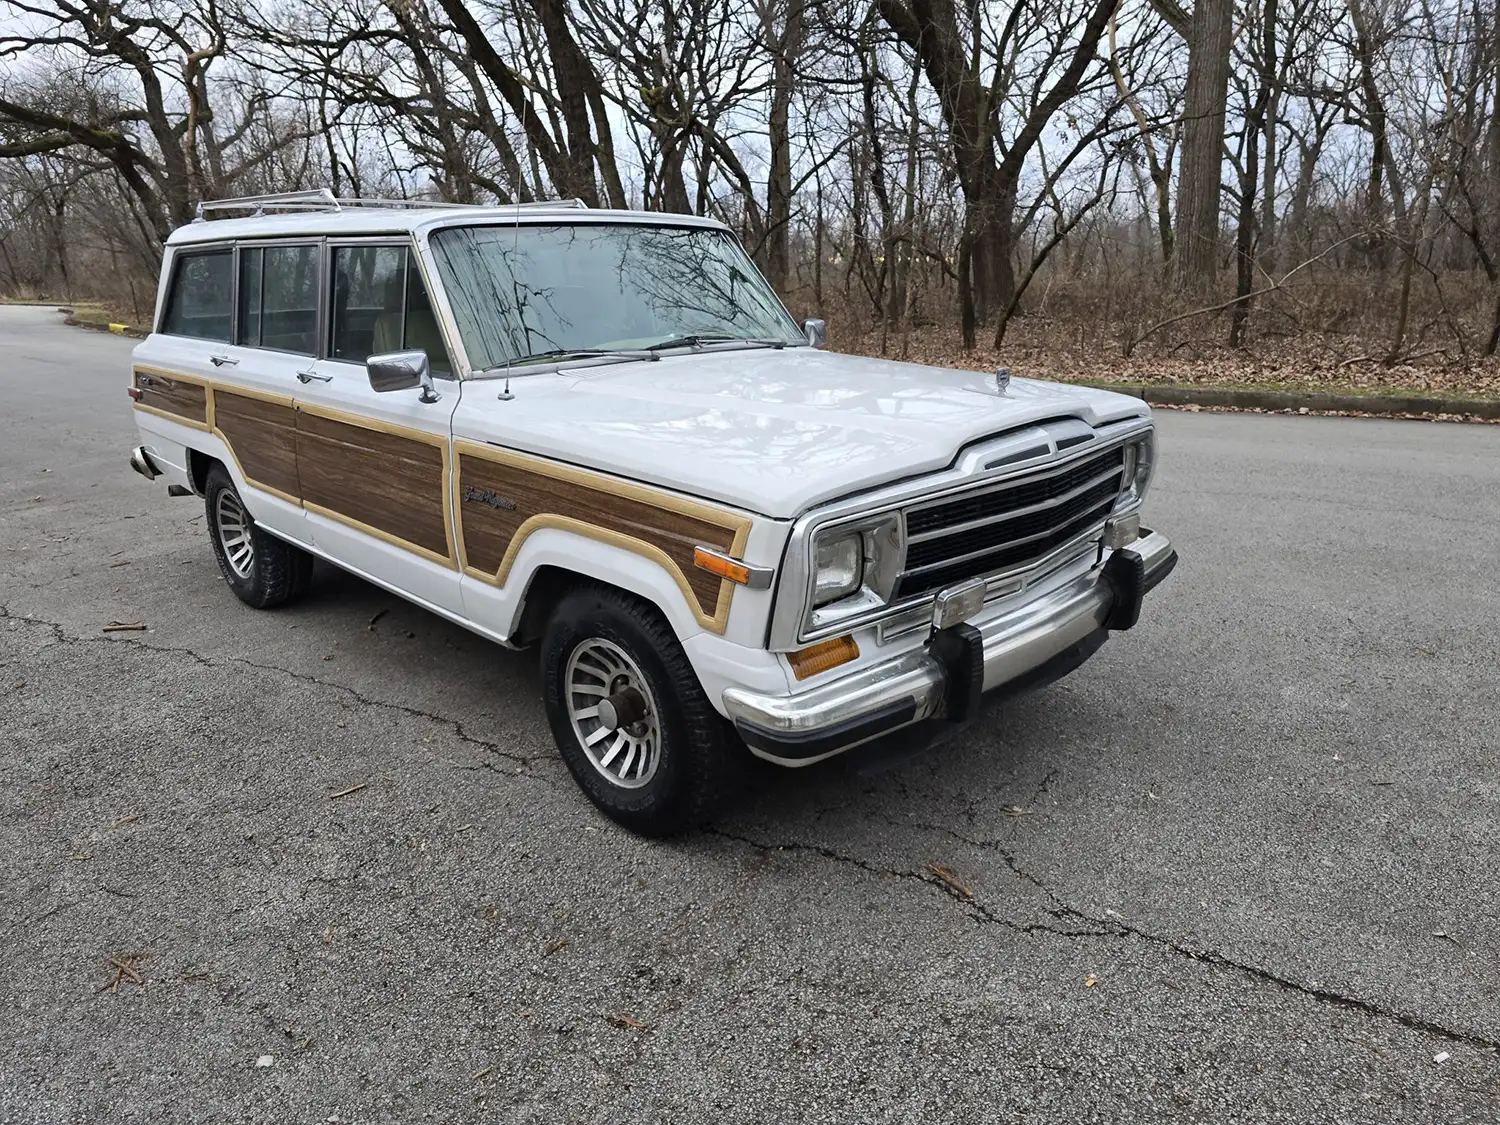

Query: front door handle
209 354 238 368
296 369 332 384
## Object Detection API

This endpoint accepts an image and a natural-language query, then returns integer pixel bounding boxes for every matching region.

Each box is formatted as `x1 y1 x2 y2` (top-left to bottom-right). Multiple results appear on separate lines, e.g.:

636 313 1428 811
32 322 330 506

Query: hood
459 348 1148 519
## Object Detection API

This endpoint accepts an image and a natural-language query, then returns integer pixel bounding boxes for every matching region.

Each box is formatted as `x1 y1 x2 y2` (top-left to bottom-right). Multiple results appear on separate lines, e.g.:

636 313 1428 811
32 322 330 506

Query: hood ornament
995 367 1011 394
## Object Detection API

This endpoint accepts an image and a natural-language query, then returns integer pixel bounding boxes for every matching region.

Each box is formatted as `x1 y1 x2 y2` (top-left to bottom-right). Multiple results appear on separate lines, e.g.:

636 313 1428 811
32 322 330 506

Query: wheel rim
564 638 661 789
214 488 255 579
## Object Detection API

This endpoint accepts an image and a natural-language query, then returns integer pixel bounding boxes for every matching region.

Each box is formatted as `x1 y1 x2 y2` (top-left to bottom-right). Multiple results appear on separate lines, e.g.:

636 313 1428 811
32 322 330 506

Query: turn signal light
693 545 752 586
787 635 859 681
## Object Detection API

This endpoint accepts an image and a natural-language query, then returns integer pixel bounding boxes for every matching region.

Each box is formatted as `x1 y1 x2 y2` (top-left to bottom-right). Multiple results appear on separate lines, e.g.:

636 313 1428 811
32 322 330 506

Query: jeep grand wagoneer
127 190 1176 835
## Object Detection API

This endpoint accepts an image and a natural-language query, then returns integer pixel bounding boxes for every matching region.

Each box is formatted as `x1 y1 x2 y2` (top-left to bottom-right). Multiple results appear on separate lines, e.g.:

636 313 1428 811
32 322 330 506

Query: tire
203 462 314 609
540 585 741 836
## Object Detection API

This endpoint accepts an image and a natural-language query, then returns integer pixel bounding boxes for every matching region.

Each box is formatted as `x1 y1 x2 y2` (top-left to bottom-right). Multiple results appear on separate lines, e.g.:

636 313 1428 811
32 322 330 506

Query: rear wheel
541 586 740 836
204 463 313 608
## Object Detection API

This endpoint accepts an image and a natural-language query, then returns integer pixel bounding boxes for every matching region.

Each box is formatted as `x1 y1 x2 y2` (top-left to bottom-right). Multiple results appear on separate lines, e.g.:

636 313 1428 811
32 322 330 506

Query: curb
1080 382 1500 420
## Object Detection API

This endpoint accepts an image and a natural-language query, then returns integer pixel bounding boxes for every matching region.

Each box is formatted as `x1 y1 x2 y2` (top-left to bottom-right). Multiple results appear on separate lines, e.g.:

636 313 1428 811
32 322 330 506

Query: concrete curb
1080 382 1500 420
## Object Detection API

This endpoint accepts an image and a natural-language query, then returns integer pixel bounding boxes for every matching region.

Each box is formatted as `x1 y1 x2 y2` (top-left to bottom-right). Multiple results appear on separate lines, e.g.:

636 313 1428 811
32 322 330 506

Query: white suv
127 190 1176 835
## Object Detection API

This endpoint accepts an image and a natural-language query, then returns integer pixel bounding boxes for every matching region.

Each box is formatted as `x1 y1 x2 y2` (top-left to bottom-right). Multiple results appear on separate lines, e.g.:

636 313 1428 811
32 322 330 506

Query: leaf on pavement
927 863 973 899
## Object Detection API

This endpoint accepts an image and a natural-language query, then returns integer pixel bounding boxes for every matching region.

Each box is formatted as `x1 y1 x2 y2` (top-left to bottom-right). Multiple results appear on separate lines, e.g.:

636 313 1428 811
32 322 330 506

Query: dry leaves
926 863 973 900
103 954 146 993
604 1012 648 1031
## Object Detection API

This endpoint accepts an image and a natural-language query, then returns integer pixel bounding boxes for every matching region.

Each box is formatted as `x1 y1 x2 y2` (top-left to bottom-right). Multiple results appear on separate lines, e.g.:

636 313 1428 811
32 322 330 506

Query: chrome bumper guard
724 529 1176 766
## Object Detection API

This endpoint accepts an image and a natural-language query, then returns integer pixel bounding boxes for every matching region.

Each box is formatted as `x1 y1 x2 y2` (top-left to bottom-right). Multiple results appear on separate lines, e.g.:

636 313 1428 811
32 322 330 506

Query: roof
166 203 730 246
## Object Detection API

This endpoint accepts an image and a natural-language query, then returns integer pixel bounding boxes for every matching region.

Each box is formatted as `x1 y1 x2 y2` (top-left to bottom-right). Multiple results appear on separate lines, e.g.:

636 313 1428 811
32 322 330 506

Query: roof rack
194 190 588 220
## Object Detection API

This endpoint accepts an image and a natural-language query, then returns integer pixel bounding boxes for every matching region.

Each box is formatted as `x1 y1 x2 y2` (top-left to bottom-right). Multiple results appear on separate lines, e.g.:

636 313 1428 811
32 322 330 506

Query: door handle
209 354 238 368
296 369 332 383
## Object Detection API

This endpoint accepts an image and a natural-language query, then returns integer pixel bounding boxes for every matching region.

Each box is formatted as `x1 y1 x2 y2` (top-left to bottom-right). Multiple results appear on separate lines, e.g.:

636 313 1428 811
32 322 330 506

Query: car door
140 243 308 544
289 239 464 615
214 239 325 544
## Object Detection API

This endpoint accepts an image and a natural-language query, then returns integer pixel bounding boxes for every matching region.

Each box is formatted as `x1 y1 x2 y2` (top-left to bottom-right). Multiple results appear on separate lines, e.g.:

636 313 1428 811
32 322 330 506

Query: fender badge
463 485 517 511
995 367 1011 394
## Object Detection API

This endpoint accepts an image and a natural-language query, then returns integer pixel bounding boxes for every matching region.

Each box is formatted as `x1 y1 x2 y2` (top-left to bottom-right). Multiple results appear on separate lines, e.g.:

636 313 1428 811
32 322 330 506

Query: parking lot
2 302 1498 1122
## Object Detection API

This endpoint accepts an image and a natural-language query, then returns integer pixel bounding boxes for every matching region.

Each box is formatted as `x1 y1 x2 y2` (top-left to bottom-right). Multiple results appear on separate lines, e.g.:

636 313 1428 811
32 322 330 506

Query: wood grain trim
132 365 210 431
214 389 301 503
296 404 455 567
453 440 753 634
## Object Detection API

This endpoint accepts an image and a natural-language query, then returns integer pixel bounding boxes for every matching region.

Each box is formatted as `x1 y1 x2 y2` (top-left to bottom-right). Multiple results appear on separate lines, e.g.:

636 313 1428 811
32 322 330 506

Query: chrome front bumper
723 530 1176 766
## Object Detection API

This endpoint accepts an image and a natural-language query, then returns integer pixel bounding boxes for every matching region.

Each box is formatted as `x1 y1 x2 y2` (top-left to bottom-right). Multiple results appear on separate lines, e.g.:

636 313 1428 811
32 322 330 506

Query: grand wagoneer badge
463 484 517 511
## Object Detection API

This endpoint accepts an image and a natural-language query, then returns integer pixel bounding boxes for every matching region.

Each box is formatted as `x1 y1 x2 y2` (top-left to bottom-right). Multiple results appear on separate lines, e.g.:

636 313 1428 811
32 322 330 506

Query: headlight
813 533 862 606
803 514 904 634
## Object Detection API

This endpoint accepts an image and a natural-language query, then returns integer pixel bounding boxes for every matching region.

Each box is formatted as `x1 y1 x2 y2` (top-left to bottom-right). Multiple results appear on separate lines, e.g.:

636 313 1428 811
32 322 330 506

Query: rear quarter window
161 251 233 342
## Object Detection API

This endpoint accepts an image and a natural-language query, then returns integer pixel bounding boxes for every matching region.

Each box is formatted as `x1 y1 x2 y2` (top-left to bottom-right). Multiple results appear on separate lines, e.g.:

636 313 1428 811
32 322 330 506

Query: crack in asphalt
710 825 1500 1053
706 827 1107 942
10 603 1499 1054
0 603 556 783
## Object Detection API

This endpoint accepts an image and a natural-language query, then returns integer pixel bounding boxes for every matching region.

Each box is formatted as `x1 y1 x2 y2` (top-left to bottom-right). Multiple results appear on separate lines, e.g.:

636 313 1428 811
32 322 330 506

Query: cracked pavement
2 304 1499 1122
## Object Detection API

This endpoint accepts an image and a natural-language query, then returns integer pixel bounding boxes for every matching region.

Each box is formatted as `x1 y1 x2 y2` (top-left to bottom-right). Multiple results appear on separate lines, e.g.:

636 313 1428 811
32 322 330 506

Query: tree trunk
1230 0 1277 347
1174 0 1234 290
763 0 804 292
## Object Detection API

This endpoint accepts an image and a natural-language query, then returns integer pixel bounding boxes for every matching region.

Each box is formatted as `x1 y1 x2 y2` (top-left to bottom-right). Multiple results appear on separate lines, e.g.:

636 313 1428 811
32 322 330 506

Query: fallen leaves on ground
604 1012 649 1031
926 863 973 900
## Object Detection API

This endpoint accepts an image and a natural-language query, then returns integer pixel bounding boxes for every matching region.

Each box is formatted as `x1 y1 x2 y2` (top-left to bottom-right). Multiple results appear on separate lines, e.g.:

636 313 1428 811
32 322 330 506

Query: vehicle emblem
995 367 1011 394
463 485 517 511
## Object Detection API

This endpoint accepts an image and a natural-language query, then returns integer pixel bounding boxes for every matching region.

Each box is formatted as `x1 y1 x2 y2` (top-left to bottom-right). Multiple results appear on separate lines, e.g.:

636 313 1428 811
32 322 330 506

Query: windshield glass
429 222 803 370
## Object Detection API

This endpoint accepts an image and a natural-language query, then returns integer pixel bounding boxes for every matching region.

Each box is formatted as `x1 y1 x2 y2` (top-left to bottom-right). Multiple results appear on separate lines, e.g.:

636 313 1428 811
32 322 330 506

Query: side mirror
367 350 440 404
803 318 827 348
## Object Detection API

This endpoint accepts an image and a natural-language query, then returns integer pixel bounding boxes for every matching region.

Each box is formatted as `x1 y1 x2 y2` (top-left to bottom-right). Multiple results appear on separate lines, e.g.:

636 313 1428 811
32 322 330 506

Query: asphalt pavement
3 303 1499 1123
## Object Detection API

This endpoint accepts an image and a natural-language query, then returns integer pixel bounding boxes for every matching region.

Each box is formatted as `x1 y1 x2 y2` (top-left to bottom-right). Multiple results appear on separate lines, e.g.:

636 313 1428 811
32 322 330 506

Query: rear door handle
296 369 332 384
209 354 238 368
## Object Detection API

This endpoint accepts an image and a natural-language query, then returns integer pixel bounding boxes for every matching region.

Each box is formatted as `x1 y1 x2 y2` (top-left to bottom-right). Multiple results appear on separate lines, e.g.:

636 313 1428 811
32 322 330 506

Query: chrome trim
1120 528 1174 575
129 446 160 481
904 462 1124 545
732 530 1174 766
1103 514 1141 550
730 553 1146 765
768 418 1152 650
902 492 1116 578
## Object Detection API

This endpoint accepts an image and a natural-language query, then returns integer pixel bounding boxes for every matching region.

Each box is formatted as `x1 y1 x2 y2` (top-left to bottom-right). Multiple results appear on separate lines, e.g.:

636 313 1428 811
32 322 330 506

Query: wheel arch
496 528 714 648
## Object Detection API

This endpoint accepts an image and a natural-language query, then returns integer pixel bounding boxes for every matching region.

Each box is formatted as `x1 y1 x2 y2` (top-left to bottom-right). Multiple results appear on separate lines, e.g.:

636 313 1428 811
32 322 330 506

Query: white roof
166 204 729 246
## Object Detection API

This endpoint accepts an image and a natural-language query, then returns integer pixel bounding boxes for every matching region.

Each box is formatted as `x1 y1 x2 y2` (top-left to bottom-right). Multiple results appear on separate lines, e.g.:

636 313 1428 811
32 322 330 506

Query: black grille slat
905 475 1121 570
905 446 1124 536
895 446 1126 600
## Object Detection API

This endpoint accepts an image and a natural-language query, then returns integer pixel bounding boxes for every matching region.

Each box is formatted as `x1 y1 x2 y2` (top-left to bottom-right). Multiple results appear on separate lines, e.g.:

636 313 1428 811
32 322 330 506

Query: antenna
498 173 523 402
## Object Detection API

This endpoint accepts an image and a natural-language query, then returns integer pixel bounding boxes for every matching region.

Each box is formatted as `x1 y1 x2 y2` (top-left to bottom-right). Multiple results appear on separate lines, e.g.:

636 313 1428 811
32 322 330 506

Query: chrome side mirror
803 318 826 348
367 350 440 403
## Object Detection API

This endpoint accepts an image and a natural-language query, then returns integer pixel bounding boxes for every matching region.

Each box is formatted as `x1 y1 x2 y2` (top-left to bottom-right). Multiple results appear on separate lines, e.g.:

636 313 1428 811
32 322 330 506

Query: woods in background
4 0 1500 375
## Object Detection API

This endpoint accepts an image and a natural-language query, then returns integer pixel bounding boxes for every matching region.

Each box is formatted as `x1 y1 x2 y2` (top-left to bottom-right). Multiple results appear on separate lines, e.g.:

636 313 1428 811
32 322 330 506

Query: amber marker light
693 545 753 586
787 635 860 681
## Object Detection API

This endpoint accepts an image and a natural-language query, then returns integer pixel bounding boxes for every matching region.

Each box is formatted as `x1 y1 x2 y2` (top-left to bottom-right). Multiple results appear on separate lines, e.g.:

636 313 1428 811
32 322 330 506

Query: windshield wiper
481 347 660 374
646 334 789 352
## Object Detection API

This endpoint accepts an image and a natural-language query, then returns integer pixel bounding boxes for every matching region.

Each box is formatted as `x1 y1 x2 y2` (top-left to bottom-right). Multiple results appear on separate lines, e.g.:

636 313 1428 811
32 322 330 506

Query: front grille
895 446 1125 599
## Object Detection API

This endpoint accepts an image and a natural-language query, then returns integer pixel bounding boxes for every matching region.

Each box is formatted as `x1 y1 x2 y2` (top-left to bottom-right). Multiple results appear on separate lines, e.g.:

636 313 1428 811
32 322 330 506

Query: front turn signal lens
694 545 752 586
787 635 859 681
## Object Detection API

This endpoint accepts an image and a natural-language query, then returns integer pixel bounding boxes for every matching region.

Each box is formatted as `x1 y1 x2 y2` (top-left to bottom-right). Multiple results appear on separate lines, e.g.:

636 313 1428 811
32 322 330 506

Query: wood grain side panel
215 391 300 498
133 370 207 424
296 411 449 559
458 452 738 616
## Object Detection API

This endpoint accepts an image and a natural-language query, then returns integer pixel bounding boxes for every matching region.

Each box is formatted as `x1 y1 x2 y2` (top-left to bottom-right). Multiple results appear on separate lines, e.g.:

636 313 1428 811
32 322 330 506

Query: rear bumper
723 530 1177 766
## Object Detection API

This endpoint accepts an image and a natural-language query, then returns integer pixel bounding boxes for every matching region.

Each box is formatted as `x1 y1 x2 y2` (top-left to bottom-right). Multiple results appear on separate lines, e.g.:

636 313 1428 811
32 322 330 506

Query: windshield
429 222 803 371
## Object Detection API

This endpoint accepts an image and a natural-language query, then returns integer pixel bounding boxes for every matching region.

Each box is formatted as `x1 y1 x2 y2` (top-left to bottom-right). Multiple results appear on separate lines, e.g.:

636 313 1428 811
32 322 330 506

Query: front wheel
204 463 313 609
540 586 741 836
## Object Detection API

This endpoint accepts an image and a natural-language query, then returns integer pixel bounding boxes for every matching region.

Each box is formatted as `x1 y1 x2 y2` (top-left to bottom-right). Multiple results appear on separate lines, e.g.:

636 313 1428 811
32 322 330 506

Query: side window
330 245 450 372
162 251 232 342
236 244 318 354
